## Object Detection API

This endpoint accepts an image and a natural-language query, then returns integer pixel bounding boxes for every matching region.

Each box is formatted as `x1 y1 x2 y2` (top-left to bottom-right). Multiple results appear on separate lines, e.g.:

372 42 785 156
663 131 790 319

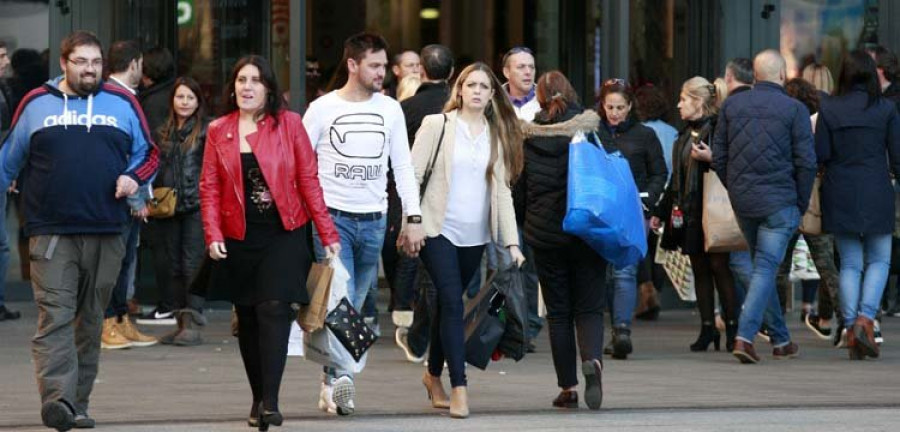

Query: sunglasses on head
603 78 627 87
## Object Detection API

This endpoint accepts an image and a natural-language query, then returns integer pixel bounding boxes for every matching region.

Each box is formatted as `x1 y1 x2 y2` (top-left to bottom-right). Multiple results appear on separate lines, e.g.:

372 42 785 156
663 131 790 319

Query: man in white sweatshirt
303 32 424 417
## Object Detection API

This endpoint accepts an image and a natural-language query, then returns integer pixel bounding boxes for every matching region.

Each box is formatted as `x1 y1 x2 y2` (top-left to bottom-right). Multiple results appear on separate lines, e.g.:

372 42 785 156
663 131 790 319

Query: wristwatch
407 215 422 224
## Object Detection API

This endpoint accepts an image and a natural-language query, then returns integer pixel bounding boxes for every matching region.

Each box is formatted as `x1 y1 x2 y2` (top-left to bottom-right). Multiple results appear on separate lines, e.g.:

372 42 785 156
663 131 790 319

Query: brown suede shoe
552 390 578 409
847 323 863 360
732 339 760 364
772 342 799 359
853 316 880 358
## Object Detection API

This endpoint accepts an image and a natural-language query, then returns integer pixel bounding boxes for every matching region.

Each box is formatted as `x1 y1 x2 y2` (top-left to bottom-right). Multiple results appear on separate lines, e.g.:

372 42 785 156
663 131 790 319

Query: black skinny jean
146 211 206 311
235 300 294 413
689 252 736 325
532 240 607 389
419 235 485 388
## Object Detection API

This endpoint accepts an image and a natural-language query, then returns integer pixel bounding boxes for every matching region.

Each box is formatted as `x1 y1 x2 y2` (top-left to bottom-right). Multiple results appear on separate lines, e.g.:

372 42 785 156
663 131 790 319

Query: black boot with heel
690 324 720 352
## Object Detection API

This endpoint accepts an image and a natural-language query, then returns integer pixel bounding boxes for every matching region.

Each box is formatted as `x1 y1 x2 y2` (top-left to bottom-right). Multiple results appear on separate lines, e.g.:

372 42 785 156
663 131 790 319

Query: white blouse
441 117 492 247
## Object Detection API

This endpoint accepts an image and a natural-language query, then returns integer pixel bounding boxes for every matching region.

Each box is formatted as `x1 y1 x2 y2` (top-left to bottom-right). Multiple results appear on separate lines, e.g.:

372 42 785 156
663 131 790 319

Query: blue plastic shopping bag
562 132 647 269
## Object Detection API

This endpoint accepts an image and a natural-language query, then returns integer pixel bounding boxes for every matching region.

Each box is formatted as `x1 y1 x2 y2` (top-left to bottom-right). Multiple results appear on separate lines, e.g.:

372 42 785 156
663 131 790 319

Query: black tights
689 252 736 324
235 300 294 413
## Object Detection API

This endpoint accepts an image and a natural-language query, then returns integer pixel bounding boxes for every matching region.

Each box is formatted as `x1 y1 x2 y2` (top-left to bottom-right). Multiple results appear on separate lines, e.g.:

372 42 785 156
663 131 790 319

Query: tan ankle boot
450 386 468 418
422 372 450 409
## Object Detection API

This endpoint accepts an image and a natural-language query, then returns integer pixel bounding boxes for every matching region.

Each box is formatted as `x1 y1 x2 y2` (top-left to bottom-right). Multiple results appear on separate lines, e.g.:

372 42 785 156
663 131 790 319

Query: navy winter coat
816 88 900 234
712 81 817 219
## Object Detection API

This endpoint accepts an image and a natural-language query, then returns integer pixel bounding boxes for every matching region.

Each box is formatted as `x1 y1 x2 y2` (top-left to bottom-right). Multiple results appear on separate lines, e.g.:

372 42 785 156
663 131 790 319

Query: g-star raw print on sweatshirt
0 76 159 236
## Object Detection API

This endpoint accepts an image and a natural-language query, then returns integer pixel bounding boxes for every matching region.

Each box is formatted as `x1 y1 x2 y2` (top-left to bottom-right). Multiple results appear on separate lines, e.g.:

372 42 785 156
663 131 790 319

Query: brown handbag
297 261 334 332
148 187 177 218
799 175 822 235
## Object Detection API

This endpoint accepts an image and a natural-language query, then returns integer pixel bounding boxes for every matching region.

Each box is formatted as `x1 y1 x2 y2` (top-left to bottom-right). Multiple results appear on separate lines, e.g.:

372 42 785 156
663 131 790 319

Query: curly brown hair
784 77 819 115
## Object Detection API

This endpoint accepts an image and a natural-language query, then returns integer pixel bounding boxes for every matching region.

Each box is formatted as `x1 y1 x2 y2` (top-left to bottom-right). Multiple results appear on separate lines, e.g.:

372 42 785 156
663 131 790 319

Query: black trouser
419 235 484 388
235 300 293 412
146 211 205 311
689 252 736 324
382 181 419 313
533 240 606 389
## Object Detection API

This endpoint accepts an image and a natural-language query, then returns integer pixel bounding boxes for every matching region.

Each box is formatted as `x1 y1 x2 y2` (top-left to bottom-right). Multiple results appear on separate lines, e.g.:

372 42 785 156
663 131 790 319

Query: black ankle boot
725 321 738 352
611 325 633 359
690 324 721 352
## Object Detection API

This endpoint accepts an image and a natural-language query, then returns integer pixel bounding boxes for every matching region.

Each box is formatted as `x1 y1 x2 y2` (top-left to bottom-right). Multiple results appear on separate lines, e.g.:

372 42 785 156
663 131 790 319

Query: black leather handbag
324 297 378 362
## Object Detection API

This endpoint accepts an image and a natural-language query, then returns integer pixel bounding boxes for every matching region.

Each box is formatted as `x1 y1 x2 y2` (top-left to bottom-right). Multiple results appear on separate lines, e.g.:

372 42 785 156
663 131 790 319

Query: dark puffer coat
595 116 668 215
521 107 600 249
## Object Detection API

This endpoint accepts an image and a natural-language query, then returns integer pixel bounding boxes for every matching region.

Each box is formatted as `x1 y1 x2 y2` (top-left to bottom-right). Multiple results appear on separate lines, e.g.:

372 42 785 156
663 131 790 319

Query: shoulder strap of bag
419 114 448 199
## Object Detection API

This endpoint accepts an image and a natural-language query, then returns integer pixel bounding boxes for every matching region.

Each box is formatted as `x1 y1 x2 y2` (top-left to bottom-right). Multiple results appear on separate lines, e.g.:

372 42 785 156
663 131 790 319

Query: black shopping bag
464 275 506 370
324 297 378 362
494 266 528 361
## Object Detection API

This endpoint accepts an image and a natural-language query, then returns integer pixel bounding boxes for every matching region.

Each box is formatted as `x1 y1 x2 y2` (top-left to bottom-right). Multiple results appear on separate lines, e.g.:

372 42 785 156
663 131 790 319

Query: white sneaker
392 310 414 328
318 382 337 414
332 376 356 416
395 327 425 363
874 320 883 345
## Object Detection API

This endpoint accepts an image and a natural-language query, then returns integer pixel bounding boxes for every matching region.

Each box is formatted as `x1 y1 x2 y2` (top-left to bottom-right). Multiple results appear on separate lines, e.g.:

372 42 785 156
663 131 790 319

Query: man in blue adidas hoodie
0 31 158 431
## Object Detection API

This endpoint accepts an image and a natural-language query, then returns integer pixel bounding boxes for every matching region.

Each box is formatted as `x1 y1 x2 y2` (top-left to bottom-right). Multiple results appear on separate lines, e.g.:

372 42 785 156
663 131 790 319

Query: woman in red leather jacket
200 55 340 430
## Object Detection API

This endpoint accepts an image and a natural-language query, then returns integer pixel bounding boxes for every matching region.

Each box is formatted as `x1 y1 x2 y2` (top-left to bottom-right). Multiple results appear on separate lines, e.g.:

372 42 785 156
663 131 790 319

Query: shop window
781 0 880 81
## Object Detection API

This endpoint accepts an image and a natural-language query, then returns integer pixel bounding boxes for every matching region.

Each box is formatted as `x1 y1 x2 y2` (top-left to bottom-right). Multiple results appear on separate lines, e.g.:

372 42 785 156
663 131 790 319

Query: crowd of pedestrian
2 29 900 431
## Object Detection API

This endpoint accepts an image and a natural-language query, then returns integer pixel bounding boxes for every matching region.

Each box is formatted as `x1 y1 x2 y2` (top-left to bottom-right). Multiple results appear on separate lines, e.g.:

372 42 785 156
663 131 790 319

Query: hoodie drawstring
86 93 94 133
62 93 69 130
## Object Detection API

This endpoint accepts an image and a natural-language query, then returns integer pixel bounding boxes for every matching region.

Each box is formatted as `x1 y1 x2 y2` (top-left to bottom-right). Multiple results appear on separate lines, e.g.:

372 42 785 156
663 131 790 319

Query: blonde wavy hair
682 76 718 117
802 63 834 95
444 62 523 184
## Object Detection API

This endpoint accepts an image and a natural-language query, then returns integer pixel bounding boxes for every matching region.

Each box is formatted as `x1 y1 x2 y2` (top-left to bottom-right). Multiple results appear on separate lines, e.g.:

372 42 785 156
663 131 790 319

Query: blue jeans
605 264 637 328
0 192 9 306
735 206 800 347
312 210 386 379
312 211 387 311
729 251 752 310
106 218 141 318
834 233 892 327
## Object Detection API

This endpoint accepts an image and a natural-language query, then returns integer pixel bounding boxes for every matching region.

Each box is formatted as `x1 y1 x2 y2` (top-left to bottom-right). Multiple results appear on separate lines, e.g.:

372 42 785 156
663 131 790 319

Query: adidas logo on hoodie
43 109 118 128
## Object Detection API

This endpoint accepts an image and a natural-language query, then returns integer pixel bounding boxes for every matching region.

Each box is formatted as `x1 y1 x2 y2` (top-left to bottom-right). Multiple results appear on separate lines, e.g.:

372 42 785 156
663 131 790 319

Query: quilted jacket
711 81 817 219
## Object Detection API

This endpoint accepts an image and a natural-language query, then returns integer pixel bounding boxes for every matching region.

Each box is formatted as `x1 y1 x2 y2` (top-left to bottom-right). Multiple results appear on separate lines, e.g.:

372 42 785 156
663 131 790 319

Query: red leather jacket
200 110 339 247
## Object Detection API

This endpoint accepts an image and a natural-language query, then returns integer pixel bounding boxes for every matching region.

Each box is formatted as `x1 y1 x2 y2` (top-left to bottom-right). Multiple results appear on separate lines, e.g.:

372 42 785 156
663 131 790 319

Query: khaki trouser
30 234 125 414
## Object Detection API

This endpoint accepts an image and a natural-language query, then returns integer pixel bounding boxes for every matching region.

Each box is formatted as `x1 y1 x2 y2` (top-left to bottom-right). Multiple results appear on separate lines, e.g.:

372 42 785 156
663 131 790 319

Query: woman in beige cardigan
407 62 525 418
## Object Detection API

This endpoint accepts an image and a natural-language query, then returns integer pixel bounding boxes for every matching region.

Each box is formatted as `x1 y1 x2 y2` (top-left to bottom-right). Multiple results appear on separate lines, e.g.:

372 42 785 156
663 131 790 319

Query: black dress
206 152 312 306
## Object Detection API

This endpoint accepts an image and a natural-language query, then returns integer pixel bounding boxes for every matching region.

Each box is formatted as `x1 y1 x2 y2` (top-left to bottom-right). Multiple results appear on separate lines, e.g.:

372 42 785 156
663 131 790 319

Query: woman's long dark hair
222 55 284 125
158 76 207 153
835 49 881 107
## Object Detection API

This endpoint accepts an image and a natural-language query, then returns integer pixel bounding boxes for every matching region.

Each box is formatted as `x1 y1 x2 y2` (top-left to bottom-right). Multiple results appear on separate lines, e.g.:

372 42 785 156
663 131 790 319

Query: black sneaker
135 307 176 325
0 305 21 321
804 314 832 340
833 322 847 348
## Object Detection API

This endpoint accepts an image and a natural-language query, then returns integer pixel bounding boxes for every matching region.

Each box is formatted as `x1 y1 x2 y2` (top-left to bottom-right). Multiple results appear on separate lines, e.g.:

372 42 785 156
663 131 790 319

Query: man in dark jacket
712 50 817 364
391 44 454 363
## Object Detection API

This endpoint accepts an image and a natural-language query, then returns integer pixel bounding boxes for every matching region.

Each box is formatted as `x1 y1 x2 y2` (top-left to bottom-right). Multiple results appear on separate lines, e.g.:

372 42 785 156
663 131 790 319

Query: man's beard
68 72 100 96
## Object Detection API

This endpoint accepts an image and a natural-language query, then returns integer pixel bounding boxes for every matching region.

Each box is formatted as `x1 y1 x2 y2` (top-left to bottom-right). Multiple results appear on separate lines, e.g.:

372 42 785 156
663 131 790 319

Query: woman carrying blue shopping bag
521 71 606 410
595 79 668 360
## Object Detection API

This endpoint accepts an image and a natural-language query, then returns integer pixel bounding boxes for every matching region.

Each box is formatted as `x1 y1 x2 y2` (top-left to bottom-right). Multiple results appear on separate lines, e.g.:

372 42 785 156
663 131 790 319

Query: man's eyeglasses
68 58 103 68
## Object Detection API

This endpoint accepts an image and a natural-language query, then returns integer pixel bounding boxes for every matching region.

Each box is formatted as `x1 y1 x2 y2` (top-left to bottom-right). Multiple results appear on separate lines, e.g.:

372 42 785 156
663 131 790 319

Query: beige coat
411 110 519 247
